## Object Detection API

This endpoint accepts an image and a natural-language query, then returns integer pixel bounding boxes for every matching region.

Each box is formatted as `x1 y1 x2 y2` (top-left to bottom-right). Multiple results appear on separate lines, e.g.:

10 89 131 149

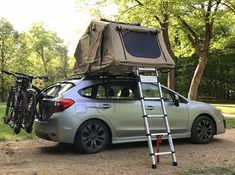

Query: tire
13 92 27 134
4 87 15 124
24 90 37 133
74 120 110 154
191 116 215 144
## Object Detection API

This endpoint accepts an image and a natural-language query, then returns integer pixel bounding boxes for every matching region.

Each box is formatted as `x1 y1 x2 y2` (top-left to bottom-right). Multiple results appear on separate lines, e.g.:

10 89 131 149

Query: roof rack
83 71 137 80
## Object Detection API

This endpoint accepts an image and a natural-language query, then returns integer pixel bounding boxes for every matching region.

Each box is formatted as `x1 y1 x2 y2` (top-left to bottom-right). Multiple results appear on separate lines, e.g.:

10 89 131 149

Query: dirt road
0 129 235 175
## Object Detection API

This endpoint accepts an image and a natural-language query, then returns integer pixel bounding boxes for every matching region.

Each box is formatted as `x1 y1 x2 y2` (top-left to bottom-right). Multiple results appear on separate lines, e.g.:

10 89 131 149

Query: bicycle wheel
4 87 15 124
24 89 37 133
13 92 27 134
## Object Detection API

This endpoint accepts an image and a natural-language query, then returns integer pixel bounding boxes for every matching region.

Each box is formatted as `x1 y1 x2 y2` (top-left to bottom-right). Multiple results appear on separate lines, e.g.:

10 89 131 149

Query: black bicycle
1 70 48 134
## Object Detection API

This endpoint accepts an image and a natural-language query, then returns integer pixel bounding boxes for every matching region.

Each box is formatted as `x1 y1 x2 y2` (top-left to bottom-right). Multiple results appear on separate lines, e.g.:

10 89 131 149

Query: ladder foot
152 164 157 169
173 162 178 166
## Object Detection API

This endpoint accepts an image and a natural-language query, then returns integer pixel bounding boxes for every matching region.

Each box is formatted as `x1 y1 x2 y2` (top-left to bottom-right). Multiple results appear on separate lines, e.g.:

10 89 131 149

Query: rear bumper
34 112 78 144
34 118 59 142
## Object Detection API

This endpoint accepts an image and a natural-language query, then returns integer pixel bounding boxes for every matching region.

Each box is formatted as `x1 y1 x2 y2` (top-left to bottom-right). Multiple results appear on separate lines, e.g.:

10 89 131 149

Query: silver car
34 75 226 154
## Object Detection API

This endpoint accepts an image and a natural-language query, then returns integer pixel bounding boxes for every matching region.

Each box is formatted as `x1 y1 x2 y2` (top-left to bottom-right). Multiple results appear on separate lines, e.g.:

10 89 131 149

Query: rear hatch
38 82 76 121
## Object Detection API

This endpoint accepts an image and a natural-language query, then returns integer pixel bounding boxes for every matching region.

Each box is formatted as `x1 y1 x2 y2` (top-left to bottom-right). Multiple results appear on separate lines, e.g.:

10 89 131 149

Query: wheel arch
192 113 217 134
74 118 113 146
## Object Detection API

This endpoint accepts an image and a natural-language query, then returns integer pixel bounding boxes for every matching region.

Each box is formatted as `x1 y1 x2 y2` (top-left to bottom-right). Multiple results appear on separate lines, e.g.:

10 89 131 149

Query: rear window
121 30 161 58
45 83 75 98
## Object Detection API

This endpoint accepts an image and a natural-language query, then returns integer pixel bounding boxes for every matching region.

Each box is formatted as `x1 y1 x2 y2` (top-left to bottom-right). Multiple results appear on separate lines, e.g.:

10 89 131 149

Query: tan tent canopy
74 19 175 75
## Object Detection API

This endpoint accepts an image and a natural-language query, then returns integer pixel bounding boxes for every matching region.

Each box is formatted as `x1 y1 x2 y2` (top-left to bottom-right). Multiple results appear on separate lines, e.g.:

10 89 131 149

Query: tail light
53 99 75 112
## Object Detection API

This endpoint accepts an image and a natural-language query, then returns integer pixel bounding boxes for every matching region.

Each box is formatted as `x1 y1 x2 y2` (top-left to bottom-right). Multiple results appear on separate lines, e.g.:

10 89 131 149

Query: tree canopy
0 18 74 101
76 0 235 100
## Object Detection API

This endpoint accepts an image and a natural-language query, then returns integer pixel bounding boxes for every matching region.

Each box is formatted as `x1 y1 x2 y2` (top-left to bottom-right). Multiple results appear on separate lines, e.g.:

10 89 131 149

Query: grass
212 104 235 114
179 165 235 175
0 103 35 141
226 118 235 129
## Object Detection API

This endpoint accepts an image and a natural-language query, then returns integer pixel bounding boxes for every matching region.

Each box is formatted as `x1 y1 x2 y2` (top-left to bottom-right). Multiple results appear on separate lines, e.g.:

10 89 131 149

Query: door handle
101 104 111 109
145 106 154 110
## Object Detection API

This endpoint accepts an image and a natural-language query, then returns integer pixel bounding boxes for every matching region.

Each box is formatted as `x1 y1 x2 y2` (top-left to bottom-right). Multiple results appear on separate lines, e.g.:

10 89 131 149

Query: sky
0 0 93 54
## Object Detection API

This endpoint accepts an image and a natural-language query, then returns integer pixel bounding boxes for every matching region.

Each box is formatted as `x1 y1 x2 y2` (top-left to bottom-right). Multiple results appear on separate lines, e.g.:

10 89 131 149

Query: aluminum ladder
136 67 178 169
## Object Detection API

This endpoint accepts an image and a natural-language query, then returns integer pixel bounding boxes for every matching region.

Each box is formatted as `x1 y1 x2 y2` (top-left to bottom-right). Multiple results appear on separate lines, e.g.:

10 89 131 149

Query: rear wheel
74 120 110 154
24 90 37 133
191 116 215 144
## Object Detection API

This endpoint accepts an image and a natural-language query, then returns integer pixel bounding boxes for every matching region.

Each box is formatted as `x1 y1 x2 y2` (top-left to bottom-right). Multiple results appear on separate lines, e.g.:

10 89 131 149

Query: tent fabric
74 20 175 75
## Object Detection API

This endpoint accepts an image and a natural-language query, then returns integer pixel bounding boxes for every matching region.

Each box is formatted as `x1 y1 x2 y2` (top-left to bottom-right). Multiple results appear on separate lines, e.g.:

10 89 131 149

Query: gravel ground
0 129 234 175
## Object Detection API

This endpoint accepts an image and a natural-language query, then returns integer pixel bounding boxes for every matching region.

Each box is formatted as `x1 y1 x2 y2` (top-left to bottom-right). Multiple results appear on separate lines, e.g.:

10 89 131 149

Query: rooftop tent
74 19 175 75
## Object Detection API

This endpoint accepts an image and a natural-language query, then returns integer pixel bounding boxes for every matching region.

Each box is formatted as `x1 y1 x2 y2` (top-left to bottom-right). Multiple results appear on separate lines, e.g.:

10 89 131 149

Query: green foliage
213 104 235 114
175 53 235 101
0 19 74 102
226 118 235 129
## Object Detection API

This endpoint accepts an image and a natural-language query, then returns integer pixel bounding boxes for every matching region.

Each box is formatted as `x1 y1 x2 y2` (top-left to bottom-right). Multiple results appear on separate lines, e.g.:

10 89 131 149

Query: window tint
142 83 173 101
121 30 161 58
80 87 93 98
44 83 74 98
79 81 137 100
104 83 136 100
97 85 106 99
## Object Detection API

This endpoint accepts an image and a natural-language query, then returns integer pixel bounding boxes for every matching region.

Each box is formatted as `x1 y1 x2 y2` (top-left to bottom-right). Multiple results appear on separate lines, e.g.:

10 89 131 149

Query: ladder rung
154 152 172 156
147 114 165 118
144 97 161 100
139 75 158 83
137 68 156 71
150 133 168 136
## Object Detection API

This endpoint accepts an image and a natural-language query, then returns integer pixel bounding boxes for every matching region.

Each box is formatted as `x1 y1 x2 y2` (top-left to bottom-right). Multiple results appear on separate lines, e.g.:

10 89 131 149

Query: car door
141 83 189 133
93 81 145 137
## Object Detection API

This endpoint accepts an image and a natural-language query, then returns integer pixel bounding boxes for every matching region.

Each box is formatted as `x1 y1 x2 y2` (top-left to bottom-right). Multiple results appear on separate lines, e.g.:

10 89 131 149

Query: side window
142 83 173 101
79 81 138 100
96 85 106 99
44 83 74 98
162 88 174 101
80 87 93 98
142 83 160 98
106 83 136 100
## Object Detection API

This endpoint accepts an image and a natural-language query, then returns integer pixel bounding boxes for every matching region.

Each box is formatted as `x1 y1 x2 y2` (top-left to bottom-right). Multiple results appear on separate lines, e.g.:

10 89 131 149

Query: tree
56 45 70 79
113 0 235 100
116 0 177 89
27 22 63 76
0 18 19 101
175 0 226 99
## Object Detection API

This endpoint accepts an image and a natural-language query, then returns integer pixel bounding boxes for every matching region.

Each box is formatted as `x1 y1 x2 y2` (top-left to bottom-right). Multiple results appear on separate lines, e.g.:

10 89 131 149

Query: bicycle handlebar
1 69 48 80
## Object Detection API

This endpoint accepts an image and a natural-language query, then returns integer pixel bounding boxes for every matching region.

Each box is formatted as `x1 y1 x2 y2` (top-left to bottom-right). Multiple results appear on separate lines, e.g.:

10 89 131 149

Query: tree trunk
188 55 208 100
160 15 175 90
167 69 174 90
0 75 5 102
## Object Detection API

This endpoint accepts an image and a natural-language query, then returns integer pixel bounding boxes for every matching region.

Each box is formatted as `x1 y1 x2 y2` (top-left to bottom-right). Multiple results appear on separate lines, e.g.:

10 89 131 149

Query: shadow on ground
39 138 198 155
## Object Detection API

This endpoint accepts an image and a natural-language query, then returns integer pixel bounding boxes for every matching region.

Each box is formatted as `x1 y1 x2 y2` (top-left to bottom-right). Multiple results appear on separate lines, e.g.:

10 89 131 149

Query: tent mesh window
121 30 161 58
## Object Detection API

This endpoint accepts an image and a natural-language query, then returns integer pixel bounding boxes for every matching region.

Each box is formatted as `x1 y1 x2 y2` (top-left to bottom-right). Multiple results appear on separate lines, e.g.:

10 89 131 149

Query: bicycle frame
1 69 48 134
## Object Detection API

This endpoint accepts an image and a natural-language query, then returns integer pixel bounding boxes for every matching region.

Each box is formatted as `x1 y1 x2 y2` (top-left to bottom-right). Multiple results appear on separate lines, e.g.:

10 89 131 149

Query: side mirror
174 94 179 107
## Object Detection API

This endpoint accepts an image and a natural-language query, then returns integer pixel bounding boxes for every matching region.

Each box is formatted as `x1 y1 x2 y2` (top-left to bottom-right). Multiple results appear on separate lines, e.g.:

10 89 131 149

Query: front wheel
191 116 215 144
74 120 110 154
13 92 27 134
